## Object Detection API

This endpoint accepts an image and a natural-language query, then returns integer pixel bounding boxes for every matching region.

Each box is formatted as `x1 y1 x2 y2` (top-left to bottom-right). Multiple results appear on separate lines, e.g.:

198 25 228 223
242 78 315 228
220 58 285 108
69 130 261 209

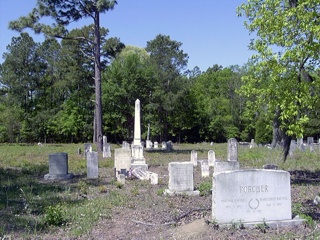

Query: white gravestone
87 151 99 179
212 170 293 224
132 168 158 185
102 136 111 158
84 143 92 158
208 150 215 167
154 141 159 149
162 141 167 150
289 140 297 156
131 99 148 170
228 138 238 161
164 162 199 196
146 140 152 149
114 148 132 177
201 160 210 178
307 137 314 152
44 153 73 180
190 150 198 166
122 141 130 149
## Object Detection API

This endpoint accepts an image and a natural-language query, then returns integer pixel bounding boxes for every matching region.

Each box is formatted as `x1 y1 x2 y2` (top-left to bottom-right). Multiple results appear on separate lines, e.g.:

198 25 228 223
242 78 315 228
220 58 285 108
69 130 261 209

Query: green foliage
237 0 320 139
255 112 272 144
44 204 65 226
197 181 212 197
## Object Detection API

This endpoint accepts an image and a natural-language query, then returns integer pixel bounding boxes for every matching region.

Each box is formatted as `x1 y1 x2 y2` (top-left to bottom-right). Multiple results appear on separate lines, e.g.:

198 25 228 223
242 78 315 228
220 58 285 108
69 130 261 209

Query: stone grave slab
212 169 293 224
201 160 210 177
87 151 99 179
208 150 215 167
228 138 238 161
190 150 197 166
164 162 199 196
44 153 73 180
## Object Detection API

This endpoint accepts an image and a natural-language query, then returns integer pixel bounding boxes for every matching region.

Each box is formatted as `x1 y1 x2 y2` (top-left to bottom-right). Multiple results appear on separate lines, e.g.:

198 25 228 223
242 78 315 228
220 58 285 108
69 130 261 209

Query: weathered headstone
212 170 294 225
154 141 159 149
102 136 111 158
146 140 152 149
297 138 304 151
162 141 167 150
166 141 173 151
201 160 210 178
289 140 297 156
164 162 199 196
208 150 215 167
190 150 198 166
84 143 92 158
131 168 158 185
114 148 132 177
44 153 73 180
87 151 99 179
307 137 314 152
228 138 238 161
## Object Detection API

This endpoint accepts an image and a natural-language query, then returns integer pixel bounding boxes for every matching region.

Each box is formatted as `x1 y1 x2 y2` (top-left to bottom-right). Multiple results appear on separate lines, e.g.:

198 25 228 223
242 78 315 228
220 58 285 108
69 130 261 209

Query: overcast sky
0 0 252 72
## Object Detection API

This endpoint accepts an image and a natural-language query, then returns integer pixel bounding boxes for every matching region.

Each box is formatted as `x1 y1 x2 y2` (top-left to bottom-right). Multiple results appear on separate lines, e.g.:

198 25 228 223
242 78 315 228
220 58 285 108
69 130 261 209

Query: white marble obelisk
133 99 141 146
131 99 148 170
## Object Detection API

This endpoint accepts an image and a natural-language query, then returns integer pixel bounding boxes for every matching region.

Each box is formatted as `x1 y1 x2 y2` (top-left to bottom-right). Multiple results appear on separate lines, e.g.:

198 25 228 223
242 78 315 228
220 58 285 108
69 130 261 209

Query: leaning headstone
212 169 302 226
132 168 158 185
228 138 238 161
208 150 215 167
87 151 99 179
114 148 132 177
164 162 199 196
190 150 198 166
132 167 149 180
201 160 210 178
44 153 73 180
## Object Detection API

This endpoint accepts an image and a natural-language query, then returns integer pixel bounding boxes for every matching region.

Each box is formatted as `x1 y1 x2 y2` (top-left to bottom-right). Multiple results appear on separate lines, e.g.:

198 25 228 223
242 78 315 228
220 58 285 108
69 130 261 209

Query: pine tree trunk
94 4 103 152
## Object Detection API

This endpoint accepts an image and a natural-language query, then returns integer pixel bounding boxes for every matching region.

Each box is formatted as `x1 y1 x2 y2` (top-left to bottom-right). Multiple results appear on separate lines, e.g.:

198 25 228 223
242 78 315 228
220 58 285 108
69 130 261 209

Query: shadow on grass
0 165 89 235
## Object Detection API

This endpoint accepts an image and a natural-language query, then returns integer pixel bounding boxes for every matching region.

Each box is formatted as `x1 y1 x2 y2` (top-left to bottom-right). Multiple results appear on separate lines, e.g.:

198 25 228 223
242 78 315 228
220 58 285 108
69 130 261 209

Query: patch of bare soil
79 166 320 240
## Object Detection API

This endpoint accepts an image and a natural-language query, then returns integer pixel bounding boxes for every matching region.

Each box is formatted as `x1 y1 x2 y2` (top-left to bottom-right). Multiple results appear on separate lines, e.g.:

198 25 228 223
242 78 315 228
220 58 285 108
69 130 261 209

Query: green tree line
1 0 320 152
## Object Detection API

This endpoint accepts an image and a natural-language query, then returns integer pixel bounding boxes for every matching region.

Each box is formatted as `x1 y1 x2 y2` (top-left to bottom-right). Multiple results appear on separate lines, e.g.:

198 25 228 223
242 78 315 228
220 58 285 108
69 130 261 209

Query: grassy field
0 142 319 239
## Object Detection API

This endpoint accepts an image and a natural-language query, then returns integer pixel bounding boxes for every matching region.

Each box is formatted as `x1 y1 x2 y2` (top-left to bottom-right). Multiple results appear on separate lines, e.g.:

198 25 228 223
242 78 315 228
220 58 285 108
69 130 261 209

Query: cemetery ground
0 143 320 239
